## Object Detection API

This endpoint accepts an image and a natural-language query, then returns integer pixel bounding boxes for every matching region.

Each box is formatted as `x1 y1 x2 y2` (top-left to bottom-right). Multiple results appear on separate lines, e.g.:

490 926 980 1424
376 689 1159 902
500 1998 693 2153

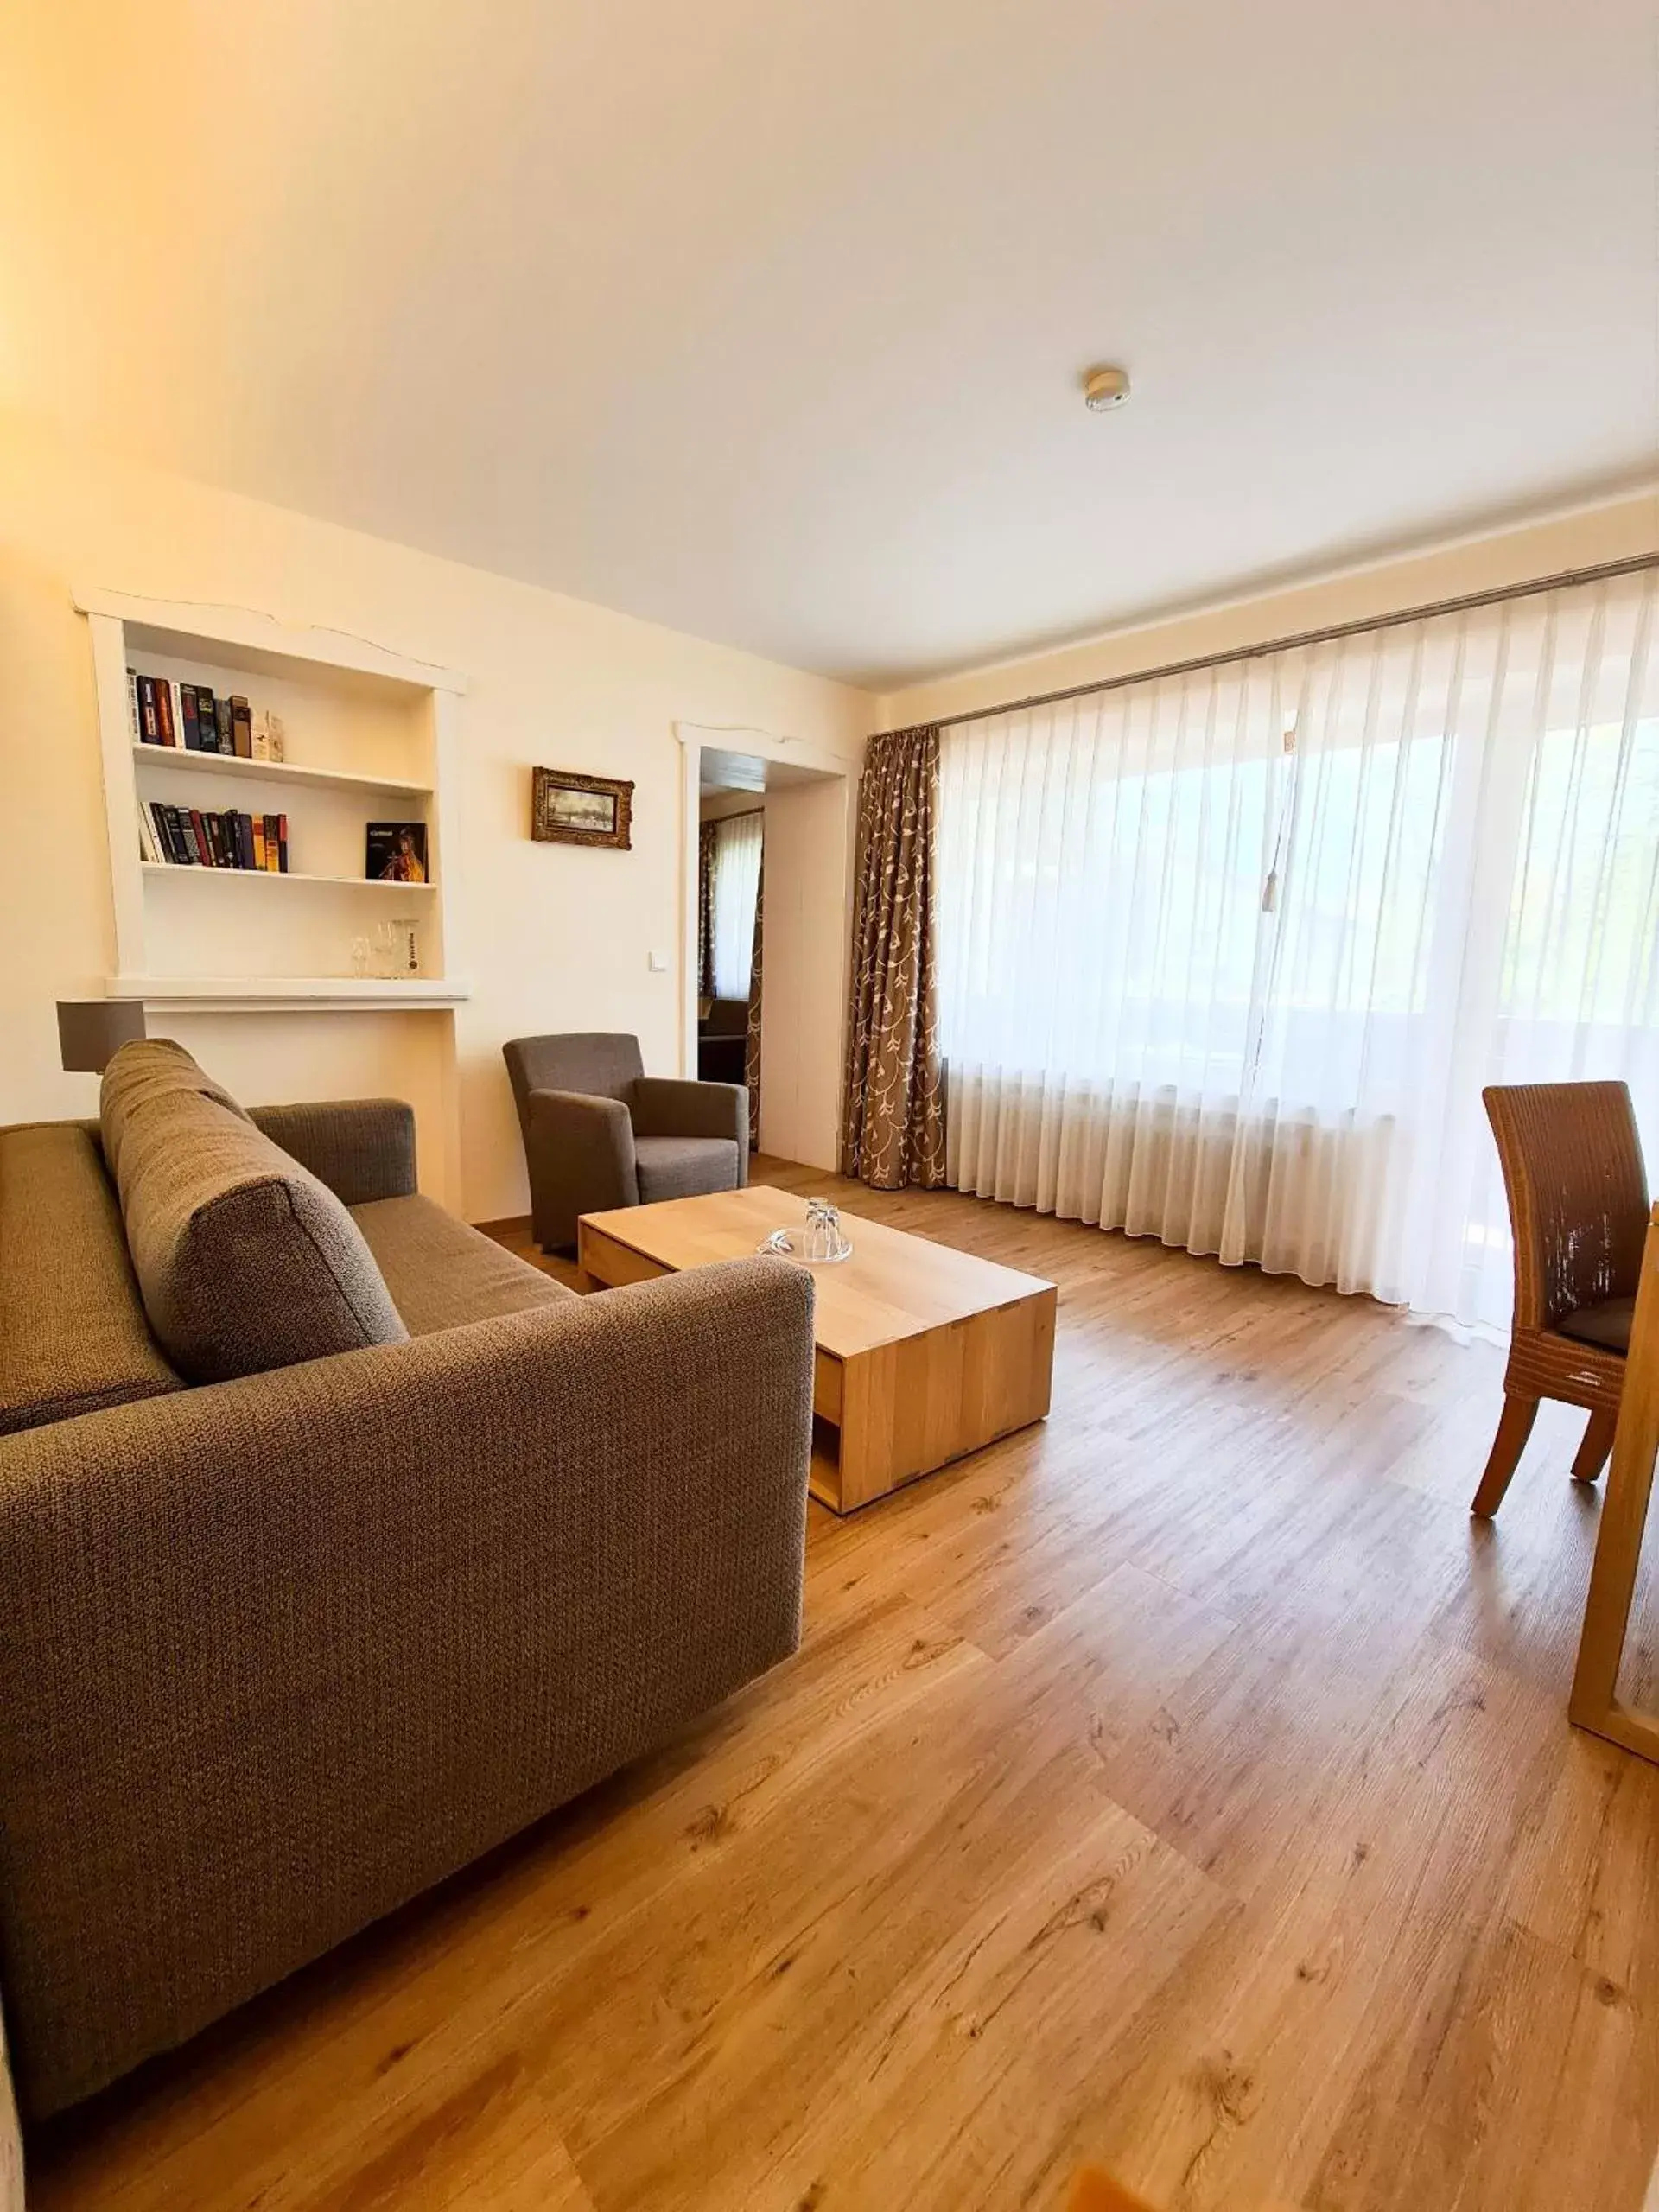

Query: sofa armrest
632 1076 748 1155
249 1099 416 1204
0 1255 814 2118
524 1088 637 1247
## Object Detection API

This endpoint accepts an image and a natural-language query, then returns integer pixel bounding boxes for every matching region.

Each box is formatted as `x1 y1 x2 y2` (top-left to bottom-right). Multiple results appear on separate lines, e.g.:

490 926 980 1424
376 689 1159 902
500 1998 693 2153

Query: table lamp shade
57 1000 147 1075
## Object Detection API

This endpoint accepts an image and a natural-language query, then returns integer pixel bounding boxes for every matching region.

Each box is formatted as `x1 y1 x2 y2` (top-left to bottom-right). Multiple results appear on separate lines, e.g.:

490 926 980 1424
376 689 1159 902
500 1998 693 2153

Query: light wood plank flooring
29 1161 1659 2211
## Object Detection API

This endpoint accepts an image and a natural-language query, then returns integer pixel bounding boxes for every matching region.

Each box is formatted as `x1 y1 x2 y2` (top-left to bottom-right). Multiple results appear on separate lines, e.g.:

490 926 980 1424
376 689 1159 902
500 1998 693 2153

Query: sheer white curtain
709 810 763 1000
936 570 1659 1332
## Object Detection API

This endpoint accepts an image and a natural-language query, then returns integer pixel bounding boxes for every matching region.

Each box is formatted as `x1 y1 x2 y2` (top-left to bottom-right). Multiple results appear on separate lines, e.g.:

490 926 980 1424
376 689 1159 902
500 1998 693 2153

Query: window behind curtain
935 570 1659 1332
709 810 763 1001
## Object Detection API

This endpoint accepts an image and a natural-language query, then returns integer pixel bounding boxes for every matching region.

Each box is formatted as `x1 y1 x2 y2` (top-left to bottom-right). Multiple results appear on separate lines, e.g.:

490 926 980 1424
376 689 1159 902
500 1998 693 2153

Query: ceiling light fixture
1083 364 1131 412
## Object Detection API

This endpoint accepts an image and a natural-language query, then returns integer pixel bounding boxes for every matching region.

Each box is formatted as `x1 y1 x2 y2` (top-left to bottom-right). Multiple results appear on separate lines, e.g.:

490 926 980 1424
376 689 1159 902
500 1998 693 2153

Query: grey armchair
504 1033 748 1250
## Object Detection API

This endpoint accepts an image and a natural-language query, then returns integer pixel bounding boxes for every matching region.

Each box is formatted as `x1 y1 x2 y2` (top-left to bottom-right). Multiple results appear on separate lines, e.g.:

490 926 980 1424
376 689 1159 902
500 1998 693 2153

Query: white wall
698 789 764 825
758 775 854 1171
0 411 871 1217
878 491 1659 728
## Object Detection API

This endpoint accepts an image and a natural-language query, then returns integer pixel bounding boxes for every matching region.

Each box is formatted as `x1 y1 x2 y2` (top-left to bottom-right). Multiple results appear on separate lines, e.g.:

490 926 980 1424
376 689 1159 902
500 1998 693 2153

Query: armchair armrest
525 1087 638 1246
632 1076 748 1155
249 1099 416 1204
0 1257 814 2117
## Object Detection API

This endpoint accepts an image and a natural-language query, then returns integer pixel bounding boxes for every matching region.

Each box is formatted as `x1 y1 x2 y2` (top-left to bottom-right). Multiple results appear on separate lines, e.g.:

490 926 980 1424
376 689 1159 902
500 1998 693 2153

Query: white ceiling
2 1 1653 689
699 747 835 794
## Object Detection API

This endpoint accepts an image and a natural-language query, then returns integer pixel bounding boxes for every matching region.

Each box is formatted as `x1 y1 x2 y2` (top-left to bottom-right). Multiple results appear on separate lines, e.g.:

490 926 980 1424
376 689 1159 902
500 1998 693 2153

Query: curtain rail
876 549 1659 739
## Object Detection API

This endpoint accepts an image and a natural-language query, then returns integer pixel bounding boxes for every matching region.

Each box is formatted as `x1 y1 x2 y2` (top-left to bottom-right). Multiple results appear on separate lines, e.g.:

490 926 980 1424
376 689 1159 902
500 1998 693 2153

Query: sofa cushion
102 1045 408 1383
634 1135 741 1204
1557 1296 1635 1354
0 1124 181 1433
351 1195 575 1334
97 1037 249 1181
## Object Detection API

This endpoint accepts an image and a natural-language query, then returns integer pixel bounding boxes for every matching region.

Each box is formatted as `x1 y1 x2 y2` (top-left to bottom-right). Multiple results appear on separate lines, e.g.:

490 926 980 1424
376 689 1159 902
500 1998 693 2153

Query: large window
935 571 1659 1332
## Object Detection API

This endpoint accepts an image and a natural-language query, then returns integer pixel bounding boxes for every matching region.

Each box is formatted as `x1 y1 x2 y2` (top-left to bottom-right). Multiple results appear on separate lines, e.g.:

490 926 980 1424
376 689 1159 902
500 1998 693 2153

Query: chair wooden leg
1571 1408 1618 1485
1471 1395 1538 1517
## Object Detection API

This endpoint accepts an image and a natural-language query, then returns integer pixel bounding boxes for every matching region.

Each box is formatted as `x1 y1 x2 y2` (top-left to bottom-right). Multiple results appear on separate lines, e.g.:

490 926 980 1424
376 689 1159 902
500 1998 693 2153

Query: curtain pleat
841 728 946 1190
936 572 1659 1332
746 854 763 1150
696 821 717 1001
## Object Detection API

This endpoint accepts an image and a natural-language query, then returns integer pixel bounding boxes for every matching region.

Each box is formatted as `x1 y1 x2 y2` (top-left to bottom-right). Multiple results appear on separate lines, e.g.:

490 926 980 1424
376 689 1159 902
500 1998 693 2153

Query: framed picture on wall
531 767 633 850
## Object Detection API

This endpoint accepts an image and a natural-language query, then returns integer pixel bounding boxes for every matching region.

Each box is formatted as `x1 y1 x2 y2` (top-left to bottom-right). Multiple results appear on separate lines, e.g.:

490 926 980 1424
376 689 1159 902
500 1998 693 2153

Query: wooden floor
29 1161 1659 2211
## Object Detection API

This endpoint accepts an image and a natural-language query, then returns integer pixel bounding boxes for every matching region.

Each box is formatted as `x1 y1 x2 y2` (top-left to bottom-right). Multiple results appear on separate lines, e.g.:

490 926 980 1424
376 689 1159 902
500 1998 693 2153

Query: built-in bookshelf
77 590 469 1012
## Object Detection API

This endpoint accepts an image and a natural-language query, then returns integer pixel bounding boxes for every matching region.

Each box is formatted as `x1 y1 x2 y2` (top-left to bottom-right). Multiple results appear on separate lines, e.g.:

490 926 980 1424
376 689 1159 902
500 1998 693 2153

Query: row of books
139 801 289 872
129 670 285 761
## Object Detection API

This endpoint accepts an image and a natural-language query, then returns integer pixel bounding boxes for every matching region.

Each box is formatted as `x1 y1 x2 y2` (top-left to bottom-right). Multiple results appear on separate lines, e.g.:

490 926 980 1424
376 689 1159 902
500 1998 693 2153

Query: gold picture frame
531 767 634 851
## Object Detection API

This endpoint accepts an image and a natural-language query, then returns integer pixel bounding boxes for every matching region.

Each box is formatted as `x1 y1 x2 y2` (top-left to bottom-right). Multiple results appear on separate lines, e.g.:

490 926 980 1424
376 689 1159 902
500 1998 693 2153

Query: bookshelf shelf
131 742 433 798
78 588 467 1020
140 862 438 892
105 976 472 1011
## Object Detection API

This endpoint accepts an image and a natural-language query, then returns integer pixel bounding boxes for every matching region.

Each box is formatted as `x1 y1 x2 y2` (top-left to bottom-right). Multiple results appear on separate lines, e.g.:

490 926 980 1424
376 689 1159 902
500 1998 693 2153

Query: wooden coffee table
577 1185 1057 1514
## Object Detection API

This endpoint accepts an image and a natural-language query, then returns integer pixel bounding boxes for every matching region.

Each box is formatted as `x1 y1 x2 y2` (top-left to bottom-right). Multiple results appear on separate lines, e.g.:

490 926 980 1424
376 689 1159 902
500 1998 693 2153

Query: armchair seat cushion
1557 1296 1635 1354
634 1135 742 1205
352 1195 575 1333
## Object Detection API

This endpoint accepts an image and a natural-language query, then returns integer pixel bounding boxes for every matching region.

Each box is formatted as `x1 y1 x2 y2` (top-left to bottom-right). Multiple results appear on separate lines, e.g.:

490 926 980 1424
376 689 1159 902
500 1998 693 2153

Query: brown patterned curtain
696 821 717 1001
841 727 945 1189
745 849 763 1150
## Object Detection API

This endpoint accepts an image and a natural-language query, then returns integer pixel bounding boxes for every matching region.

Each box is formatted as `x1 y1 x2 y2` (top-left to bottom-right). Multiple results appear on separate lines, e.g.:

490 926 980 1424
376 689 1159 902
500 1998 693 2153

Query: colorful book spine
251 817 266 870
155 680 176 748
137 674 160 745
276 813 289 872
179 682 200 751
231 696 252 760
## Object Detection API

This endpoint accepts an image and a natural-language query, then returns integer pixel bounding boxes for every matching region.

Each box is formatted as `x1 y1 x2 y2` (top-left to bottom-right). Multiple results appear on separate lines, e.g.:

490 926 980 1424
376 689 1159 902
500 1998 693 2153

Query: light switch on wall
648 950 668 972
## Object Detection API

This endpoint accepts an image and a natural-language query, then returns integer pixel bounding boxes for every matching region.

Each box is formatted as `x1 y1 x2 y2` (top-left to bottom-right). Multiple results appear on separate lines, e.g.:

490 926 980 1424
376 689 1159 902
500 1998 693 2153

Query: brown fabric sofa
0 1043 813 2147
504 1032 748 1250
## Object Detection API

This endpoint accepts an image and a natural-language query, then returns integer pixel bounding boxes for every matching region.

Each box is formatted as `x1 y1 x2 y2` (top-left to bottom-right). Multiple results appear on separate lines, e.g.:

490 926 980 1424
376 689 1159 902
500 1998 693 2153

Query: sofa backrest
101 1041 409 1384
0 1122 181 1436
503 1033 645 1128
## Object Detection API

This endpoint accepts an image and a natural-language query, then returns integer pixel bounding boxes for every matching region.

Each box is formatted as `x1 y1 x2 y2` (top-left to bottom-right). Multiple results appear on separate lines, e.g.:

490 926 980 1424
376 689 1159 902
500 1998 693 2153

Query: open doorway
691 741 852 1170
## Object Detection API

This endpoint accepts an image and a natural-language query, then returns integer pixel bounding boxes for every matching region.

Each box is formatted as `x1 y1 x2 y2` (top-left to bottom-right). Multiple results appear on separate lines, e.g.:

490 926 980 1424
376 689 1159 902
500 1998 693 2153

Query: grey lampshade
57 1000 147 1075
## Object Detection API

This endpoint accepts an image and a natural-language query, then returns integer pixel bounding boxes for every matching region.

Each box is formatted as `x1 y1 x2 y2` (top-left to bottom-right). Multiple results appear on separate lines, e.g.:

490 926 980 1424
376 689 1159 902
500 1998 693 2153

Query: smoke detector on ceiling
1083 364 1131 412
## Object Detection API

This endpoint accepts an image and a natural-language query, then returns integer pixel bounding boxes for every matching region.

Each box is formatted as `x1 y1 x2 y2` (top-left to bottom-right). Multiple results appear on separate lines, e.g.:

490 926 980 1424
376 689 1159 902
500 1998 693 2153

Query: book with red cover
187 809 214 866
155 680 177 747
180 682 202 751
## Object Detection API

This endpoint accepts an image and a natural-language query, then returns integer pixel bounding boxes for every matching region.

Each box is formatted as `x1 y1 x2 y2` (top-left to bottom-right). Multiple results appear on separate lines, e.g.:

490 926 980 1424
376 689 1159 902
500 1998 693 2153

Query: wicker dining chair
1471 1082 1649 1517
